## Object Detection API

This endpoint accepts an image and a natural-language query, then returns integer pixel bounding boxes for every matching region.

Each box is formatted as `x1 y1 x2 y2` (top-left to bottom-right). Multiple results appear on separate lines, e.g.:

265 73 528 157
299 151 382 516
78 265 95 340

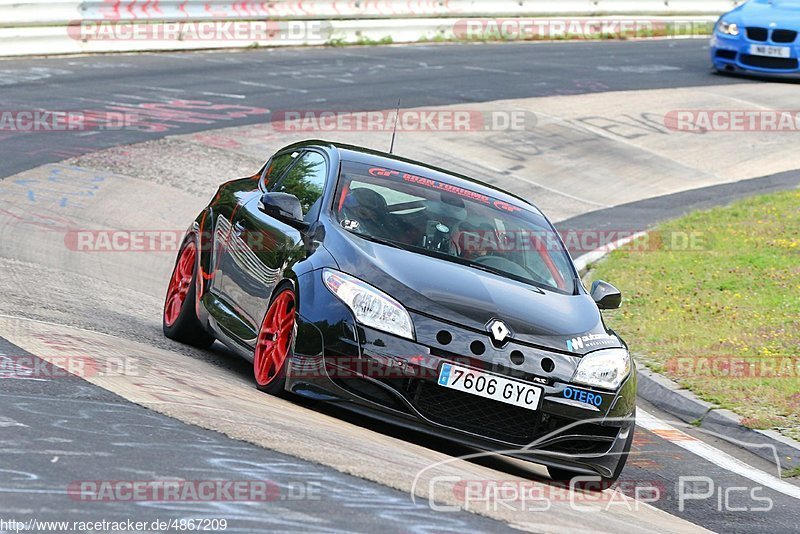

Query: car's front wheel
253 285 296 395
163 236 215 348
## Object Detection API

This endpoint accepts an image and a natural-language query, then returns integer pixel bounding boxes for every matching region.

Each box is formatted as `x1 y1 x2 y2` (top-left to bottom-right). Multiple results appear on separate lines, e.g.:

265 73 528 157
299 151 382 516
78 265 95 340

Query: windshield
333 161 576 294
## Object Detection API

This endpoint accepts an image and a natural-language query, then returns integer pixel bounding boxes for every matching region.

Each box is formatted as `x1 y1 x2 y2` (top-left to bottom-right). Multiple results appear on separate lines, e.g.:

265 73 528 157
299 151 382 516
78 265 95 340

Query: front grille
408 380 542 443
746 27 769 41
403 379 619 446
772 29 798 43
740 54 799 70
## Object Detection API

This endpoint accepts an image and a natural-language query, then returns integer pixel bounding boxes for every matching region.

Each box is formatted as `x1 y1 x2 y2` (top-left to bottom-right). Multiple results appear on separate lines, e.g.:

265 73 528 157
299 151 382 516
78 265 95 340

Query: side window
262 151 299 188
271 151 327 217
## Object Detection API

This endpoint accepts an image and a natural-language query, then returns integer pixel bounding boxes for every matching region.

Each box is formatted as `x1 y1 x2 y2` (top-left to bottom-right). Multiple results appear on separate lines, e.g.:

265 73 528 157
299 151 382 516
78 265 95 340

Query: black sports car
163 140 636 484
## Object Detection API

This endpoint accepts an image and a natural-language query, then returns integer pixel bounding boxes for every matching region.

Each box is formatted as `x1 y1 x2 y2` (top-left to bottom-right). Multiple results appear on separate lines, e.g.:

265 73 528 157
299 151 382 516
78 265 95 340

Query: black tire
162 235 215 349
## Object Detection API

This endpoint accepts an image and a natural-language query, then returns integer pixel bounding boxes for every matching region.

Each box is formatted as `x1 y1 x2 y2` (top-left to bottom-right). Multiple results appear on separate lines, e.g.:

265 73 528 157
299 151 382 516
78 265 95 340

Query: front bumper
288 271 636 478
711 33 800 76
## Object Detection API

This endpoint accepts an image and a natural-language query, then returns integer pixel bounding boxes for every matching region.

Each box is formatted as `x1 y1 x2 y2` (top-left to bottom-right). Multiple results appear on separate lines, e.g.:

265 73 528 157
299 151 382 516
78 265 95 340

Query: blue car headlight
717 20 740 37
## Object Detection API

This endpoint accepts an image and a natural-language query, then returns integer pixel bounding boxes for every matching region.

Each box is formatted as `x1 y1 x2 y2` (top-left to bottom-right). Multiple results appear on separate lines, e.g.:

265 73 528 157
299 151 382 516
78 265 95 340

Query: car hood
733 0 800 25
324 225 622 354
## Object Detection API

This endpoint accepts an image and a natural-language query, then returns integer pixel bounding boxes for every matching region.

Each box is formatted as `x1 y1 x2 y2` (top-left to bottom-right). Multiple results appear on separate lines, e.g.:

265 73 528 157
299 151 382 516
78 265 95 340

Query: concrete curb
576 242 800 472
638 368 800 470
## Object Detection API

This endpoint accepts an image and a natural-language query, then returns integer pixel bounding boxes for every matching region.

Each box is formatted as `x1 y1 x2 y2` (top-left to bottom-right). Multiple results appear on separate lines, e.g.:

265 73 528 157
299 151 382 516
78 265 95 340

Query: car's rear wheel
548 413 636 490
253 286 296 395
163 236 215 348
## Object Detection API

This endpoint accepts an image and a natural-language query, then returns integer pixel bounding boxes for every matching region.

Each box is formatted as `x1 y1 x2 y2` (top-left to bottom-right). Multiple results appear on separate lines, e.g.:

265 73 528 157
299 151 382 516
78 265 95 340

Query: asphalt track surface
0 39 756 179
0 337 509 533
1 39 799 533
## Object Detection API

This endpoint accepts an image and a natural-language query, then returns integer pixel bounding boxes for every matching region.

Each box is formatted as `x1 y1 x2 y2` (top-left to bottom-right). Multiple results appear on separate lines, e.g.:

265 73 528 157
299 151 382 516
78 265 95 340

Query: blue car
711 0 800 76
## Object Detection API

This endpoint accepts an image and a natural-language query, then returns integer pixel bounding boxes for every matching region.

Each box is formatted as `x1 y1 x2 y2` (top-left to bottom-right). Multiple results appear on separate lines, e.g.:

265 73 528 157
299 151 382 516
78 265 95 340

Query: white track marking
638 409 800 501
238 80 309 93
463 65 524 76
696 90 775 111
0 488 68 495
0 417 28 428
200 91 246 99
573 231 648 272
131 85 186 93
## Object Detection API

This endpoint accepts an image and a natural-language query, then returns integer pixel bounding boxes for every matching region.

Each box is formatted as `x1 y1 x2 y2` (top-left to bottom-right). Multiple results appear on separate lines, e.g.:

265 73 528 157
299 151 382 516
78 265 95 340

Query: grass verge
784 465 800 478
588 189 800 441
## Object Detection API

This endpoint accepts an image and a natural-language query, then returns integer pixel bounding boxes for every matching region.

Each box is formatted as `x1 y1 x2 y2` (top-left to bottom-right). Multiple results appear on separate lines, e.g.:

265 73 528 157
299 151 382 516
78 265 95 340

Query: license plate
750 45 791 58
437 363 542 411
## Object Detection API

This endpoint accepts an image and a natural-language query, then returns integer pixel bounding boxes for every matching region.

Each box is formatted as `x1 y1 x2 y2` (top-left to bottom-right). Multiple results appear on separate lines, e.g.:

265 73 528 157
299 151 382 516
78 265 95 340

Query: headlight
323 269 414 340
717 20 740 36
572 348 631 390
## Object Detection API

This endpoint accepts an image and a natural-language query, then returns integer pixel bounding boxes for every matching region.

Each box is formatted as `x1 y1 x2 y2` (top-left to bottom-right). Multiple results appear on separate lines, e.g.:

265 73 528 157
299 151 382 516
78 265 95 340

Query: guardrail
0 0 740 56
0 1 743 26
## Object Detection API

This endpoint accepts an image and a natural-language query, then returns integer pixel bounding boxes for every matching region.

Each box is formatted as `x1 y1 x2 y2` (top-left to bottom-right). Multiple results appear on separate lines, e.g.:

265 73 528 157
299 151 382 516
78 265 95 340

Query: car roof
283 139 539 214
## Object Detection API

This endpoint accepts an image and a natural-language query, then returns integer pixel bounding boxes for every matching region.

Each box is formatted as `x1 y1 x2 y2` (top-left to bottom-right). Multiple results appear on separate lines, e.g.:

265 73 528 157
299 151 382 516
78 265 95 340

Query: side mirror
260 192 308 231
591 280 622 310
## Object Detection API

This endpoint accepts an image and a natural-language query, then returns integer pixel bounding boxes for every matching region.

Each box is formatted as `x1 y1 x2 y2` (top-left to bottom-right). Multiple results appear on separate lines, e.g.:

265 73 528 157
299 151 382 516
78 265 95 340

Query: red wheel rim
254 290 296 386
164 241 196 327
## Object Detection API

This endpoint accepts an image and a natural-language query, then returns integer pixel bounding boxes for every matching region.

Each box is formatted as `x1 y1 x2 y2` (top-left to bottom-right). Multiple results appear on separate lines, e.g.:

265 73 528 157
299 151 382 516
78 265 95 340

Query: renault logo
487 319 511 344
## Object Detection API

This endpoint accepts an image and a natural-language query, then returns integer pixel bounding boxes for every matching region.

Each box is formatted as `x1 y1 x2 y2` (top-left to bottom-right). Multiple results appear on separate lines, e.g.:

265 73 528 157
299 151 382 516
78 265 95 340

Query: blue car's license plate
750 45 791 58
